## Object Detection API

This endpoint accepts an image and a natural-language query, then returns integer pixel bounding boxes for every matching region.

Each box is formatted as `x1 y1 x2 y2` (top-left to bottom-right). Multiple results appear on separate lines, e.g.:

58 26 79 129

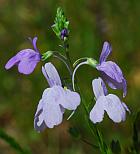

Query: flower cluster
89 42 129 122
5 38 81 131
5 8 130 134
5 39 130 131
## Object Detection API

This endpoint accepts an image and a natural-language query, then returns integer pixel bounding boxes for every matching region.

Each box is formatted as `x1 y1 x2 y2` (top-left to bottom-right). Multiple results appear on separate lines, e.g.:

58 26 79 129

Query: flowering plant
5 7 133 154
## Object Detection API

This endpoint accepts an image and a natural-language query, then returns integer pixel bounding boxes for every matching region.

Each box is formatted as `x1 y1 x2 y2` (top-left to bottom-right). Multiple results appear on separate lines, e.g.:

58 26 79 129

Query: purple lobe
32 37 39 52
18 60 38 74
97 61 123 83
99 42 112 64
5 55 19 70
60 28 68 40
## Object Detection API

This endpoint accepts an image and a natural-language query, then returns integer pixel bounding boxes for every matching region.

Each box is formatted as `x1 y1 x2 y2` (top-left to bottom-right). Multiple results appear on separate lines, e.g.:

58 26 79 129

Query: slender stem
72 61 88 91
62 40 108 154
53 54 72 76
52 51 67 60
73 57 89 67
81 138 99 149
63 41 73 72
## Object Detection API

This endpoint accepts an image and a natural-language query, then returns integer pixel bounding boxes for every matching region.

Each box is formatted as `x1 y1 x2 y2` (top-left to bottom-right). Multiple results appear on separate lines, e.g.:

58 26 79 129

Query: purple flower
96 42 127 97
90 77 130 124
34 63 80 131
60 28 68 40
5 37 41 75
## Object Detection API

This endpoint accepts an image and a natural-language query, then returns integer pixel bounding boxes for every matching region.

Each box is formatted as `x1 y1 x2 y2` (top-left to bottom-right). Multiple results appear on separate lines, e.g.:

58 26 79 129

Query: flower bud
60 28 69 40
87 58 98 68
42 51 53 61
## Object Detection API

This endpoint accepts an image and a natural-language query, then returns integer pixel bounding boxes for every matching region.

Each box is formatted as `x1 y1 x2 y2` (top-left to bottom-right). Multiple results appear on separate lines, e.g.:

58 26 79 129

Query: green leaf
132 110 140 153
68 127 81 139
110 140 121 154
0 128 31 154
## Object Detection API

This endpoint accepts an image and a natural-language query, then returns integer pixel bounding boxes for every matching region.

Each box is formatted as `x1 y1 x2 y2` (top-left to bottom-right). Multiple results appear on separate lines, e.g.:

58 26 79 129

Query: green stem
63 41 73 72
62 40 108 154
53 54 72 76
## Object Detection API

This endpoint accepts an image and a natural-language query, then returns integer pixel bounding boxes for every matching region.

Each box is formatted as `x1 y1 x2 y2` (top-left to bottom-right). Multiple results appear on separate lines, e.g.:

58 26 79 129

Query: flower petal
34 99 46 132
43 101 63 128
104 94 126 123
32 37 39 52
90 96 105 123
60 88 80 110
34 118 46 132
16 49 39 59
101 71 123 90
42 87 63 128
92 77 106 99
101 77 108 96
34 99 44 117
101 73 119 89
97 61 127 97
18 60 38 74
42 66 55 87
122 102 130 114
122 78 127 98
45 86 80 111
99 42 112 64
97 61 123 83
42 63 62 87
5 55 19 69
34 87 63 129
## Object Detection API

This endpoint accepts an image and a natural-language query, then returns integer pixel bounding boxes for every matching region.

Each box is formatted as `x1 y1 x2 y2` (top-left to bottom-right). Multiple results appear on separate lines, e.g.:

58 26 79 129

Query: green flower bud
52 7 69 40
87 58 98 68
42 51 53 61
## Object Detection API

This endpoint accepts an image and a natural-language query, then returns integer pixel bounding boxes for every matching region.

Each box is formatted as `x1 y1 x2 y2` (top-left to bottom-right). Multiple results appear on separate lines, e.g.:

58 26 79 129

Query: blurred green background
0 0 140 154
